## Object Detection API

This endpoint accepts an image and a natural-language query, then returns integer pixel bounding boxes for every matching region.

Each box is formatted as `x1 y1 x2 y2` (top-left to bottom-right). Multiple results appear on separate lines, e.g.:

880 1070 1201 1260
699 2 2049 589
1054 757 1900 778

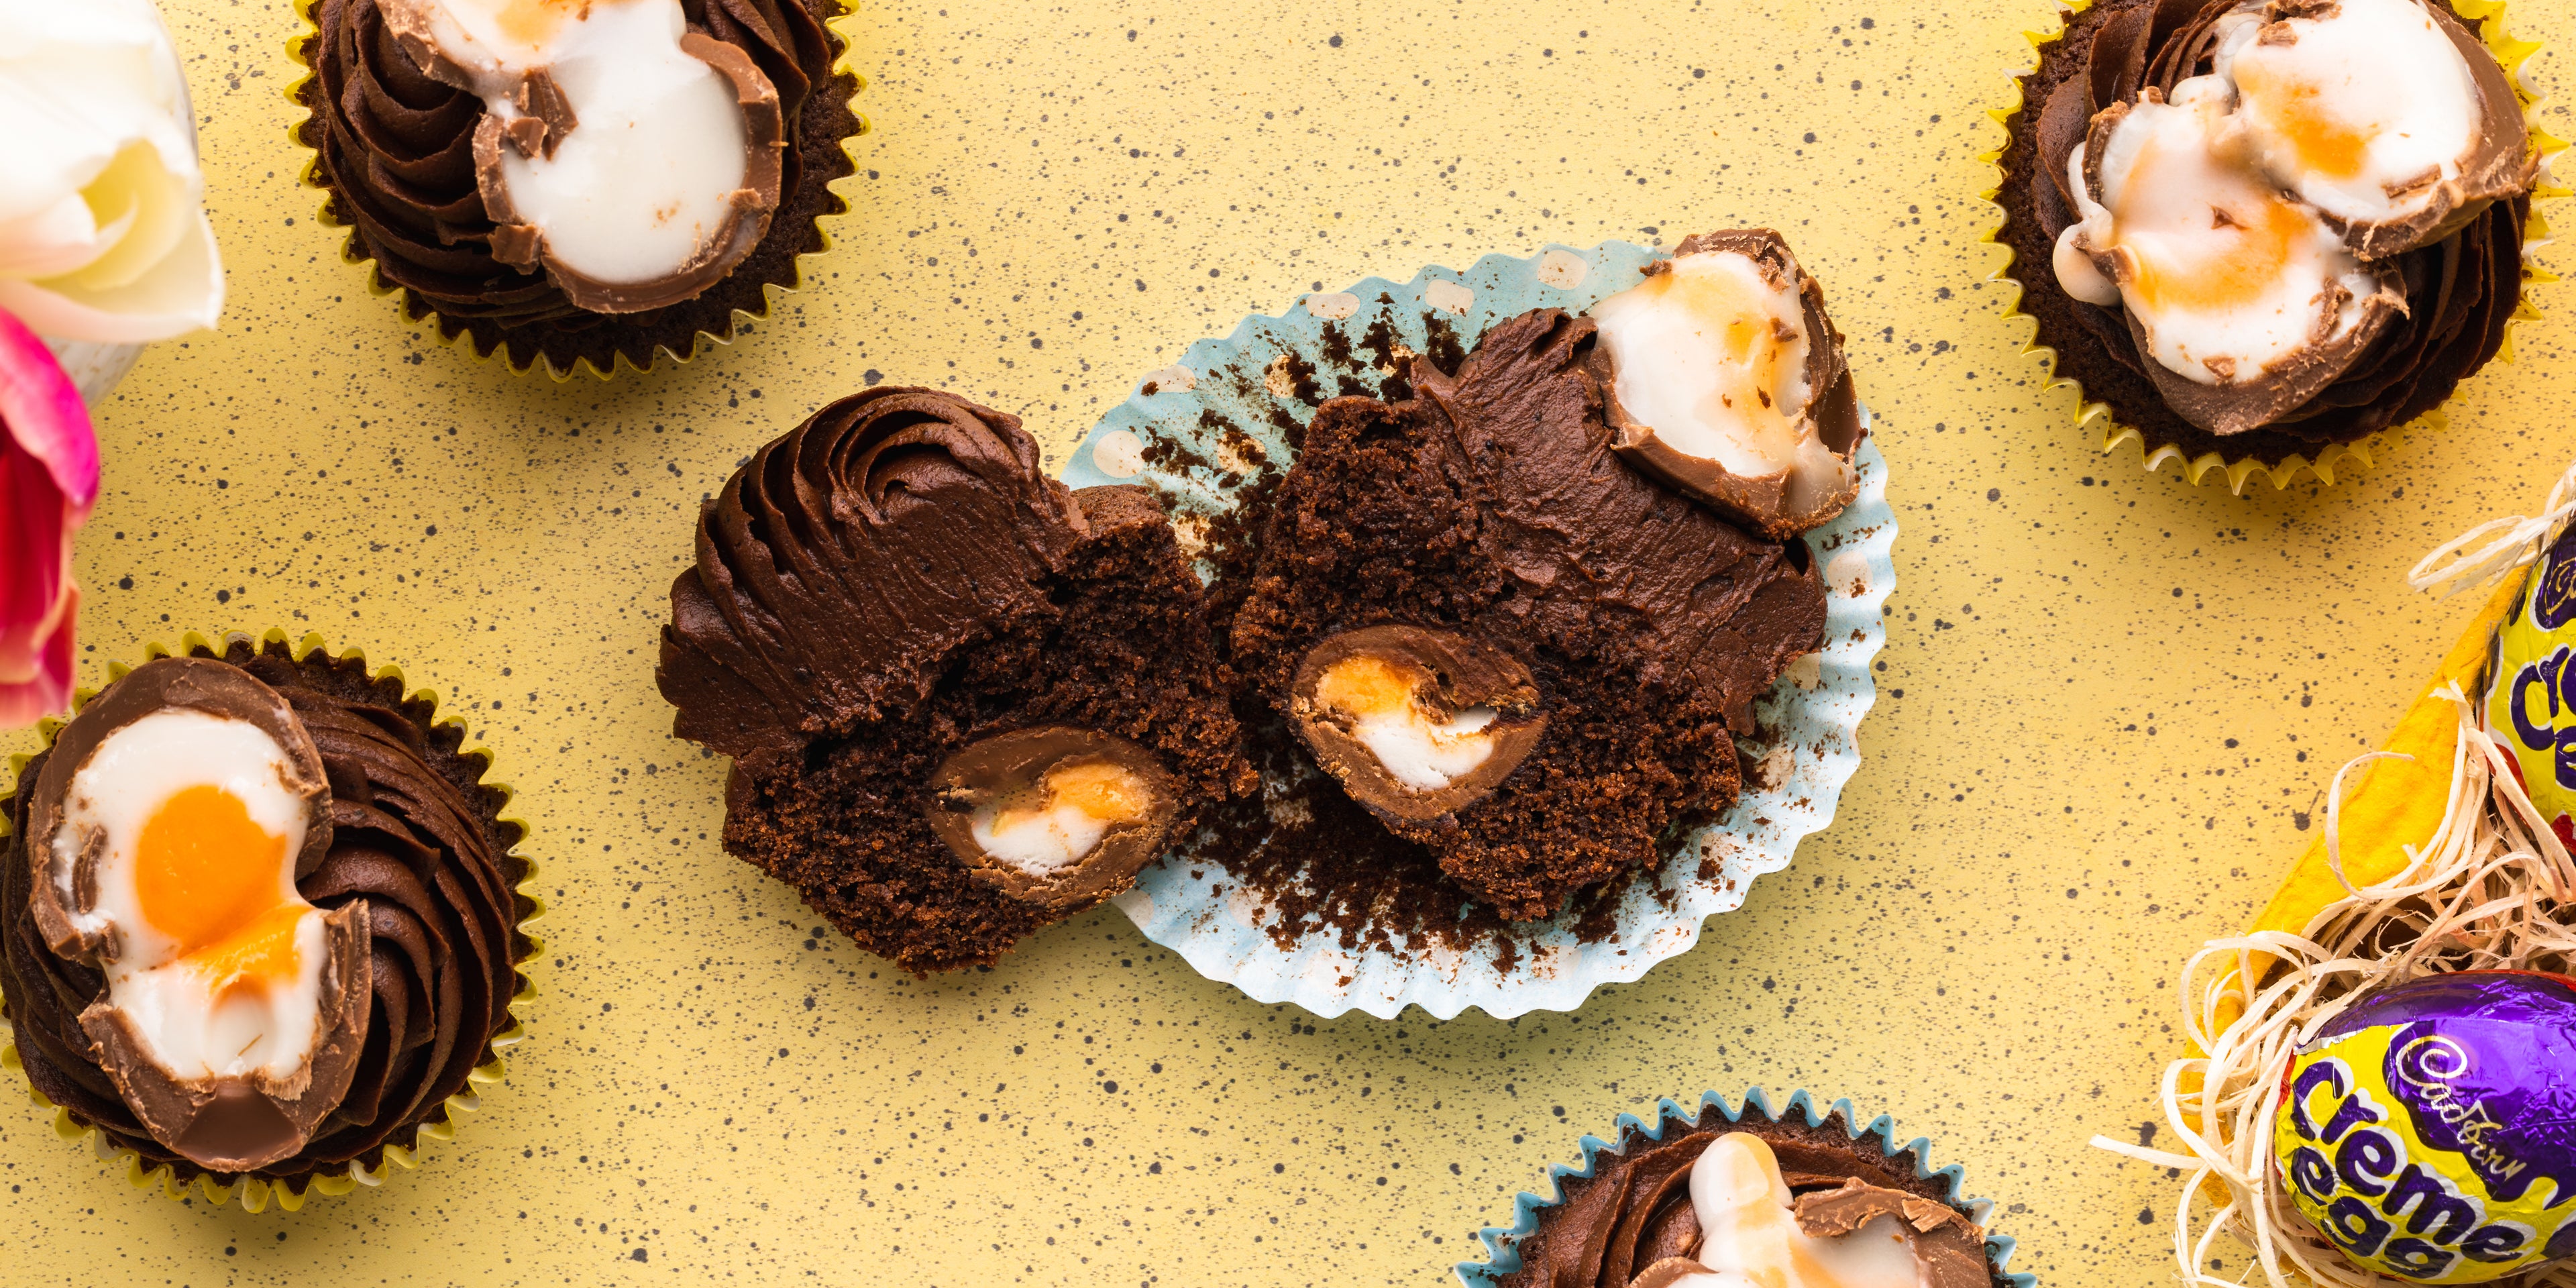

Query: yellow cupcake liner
0 627 544 1214
280 0 872 381
1978 0 2563 493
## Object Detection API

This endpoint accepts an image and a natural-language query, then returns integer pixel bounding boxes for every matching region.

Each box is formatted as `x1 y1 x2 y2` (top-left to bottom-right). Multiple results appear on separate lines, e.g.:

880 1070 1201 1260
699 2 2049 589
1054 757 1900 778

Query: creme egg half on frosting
51 708 331 1081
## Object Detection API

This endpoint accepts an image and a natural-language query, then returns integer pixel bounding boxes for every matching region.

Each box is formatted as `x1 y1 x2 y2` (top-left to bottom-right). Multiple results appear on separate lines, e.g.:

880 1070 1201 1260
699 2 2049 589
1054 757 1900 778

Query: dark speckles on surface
9 1 2572 1287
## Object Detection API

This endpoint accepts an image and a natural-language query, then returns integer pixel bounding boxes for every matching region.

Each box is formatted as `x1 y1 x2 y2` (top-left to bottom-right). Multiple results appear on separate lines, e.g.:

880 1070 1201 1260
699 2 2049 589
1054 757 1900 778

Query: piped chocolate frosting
659 386 1088 767
298 0 854 372
2002 0 2531 464
0 641 528 1188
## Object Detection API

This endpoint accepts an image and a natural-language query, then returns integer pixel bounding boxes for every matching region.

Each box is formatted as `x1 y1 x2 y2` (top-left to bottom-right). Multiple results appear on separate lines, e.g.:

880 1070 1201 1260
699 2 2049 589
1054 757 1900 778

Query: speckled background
3 1 2569 1284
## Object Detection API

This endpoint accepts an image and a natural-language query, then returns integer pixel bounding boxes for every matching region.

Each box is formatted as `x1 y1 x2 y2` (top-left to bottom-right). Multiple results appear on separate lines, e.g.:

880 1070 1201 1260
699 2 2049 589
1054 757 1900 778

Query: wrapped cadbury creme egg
2485 523 2576 853
2273 971 2576 1283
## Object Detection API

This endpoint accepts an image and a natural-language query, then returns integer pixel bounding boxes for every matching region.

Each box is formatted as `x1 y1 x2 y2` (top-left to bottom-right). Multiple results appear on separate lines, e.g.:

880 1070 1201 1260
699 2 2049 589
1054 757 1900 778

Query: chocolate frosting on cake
658 386 1089 767
1409 309 1827 733
0 644 527 1187
1497 1104 2002 1288
663 392 1251 973
2008 0 2530 460
300 0 845 368
1229 307 1817 920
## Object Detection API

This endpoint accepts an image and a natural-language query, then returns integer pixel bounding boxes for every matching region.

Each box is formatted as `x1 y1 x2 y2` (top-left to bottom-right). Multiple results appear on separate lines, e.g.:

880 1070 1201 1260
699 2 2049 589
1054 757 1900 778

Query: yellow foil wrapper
0 628 543 1214
1979 0 2562 493
280 0 872 380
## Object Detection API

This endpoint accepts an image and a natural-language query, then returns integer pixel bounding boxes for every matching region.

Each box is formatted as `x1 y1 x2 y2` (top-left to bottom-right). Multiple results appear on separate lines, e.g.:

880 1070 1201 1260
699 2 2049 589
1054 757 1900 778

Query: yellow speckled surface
5 0 2573 1283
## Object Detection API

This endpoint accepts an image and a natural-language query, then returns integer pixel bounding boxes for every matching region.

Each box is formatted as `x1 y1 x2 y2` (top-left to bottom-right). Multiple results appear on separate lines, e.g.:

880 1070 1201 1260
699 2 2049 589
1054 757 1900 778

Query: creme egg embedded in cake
969 757 1156 875
1309 653 1499 792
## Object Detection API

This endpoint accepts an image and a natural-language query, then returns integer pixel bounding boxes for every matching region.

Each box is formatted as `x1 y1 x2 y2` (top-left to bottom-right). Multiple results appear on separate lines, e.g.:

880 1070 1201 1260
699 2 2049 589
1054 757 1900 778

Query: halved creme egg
23 656 368 1171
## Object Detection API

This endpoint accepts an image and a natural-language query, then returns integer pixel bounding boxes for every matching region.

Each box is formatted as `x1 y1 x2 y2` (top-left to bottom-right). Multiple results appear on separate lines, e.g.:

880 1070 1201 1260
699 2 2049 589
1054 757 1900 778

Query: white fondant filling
1687 1133 1923 1288
417 0 751 286
105 912 329 1080
1593 250 1825 490
2213 0 2484 228
1348 703 1498 792
51 709 324 1080
2051 215 2122 307
2068 78 2380 384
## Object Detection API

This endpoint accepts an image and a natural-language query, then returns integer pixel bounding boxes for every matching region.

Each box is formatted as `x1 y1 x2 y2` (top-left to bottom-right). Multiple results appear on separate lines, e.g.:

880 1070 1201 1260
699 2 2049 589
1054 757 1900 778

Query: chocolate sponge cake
1230 307 1827 922
657 388 1253 973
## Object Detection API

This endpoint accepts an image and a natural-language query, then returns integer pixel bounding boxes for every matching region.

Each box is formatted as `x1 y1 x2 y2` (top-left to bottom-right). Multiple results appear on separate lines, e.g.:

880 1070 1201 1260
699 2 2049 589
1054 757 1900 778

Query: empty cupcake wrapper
0 627 543 1213
279 0 871 381
1454 1087 2037 1288
1978 0 2562 493
1061 241 1896 1020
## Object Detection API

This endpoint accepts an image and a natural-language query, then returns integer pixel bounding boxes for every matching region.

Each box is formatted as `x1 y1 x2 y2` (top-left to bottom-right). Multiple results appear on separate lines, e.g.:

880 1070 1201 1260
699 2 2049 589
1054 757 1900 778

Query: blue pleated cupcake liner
1456 1087 2037 1288
1061 242 1897 1020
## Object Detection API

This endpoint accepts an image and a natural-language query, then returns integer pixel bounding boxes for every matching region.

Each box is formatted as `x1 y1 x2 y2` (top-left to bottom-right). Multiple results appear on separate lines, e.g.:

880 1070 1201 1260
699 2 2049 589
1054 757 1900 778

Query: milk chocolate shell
660 390 1251 973
1593 229 1865 538
1999 0 2532 466
296 0 857 374
0 641 530 1189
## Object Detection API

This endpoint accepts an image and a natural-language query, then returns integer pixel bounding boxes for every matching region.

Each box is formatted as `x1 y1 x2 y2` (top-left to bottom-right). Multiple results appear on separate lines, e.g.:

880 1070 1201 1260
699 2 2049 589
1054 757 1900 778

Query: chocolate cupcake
1996 0 2538 478
1230 267 1831 922
0 636 535 1208
293 0 862 376
1468 1091 2026 1288
657 388 1254 973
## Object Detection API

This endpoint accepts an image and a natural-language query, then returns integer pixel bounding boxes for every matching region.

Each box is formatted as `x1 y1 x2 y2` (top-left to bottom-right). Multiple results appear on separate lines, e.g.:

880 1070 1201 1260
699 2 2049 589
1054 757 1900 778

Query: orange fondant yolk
1314 655 1428 720
187 906 307 1001
1649 267 1799 447
1042 760 1150 826
133 784 301 982
2118 134 2309 316
466 0 586 48
2235 62 2373 180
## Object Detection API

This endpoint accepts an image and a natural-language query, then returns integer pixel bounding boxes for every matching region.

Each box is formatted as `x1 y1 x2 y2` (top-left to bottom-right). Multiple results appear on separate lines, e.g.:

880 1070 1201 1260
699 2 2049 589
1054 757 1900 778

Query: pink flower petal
0 580 74 729
0 306 99 520
0 305 91 727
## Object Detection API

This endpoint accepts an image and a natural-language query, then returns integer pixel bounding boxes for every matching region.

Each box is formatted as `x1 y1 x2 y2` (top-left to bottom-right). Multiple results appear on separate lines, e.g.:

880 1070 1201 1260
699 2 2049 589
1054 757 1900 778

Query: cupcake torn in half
1229 236 1841 922
2001 0 2537 470
656 388 1253 973
0 643 531 1193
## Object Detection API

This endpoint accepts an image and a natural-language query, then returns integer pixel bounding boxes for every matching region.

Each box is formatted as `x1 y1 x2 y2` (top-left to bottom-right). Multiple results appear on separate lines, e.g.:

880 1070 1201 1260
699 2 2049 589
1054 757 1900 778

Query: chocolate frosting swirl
0 644 528 1187
301 0 835 340
658 387 1090 765
2012 0 2529 455
1497 1104 2001 1288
